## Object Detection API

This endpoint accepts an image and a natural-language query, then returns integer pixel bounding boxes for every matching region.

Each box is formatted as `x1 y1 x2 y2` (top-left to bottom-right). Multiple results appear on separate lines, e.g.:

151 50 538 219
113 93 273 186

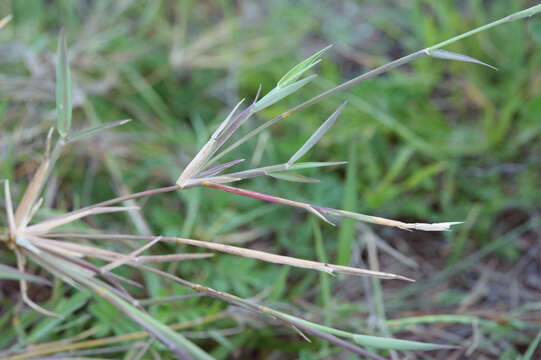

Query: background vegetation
1 0 540 358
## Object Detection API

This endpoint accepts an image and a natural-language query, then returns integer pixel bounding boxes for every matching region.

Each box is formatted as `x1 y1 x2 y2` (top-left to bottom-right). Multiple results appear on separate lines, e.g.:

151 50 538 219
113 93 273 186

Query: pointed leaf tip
426 49 498 71
287 101 347 166
413 221 464 231
353 334 455 351
277 44 332 88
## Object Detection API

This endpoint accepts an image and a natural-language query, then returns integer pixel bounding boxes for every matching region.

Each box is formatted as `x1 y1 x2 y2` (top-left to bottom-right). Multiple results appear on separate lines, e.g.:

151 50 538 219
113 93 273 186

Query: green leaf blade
287 101 347 166
353 334 455 351
68 119 131 142
0 263 52 284
254 74 316 113
267 171 319 183
287 161 347 171
426 49 497 70
277 45 332 88
56 28 72 138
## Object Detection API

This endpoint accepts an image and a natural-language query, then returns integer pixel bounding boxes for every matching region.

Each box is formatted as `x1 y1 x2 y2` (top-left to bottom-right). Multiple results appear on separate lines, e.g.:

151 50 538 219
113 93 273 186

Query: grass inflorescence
1 1 540 359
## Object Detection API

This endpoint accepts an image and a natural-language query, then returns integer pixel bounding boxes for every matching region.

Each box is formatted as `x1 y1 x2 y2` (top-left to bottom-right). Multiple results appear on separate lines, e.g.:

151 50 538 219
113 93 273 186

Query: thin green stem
427 4 541 51
211 5 541 164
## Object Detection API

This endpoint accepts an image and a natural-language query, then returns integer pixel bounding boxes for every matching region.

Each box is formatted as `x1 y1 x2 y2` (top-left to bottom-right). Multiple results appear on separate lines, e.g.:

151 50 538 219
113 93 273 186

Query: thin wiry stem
15 249 61 318
205 183 461 231
100 236 162 273
138 264 385 359
207 51 425 166
47 233 412 281
75 185 178 211
24 206 138 234
209 5 541 165
31 245 144 309
3 180 16 239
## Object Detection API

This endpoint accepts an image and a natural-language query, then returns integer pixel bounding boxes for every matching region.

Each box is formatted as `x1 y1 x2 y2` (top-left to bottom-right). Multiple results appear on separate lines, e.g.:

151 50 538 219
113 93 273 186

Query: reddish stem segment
205 183 308 208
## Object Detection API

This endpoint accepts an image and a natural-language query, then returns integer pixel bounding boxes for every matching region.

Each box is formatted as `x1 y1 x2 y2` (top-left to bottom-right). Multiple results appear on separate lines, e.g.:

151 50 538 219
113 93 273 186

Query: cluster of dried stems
1 5 540 359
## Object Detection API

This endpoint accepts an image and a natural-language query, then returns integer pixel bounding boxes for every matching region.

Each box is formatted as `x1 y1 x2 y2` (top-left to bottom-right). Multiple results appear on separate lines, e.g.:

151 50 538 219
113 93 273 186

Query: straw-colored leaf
176 100 245 187
56 28 72 138
325 209 463 231
100 236 162 273
169 236 411 280
14 158 50 228
135 253 214 264
0 14 12 30
59 233 411 281
25 206 138 234
36 237 133 262
287 101 347 166
3 180 16 236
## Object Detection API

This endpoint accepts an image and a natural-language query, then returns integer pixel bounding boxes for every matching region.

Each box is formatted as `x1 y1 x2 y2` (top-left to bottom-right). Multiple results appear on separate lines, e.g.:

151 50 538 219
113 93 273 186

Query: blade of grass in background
312 220 331 326
0 263 51 284
287 102 346 166
337 139 358 265
522 330 541 360
56 28 72 138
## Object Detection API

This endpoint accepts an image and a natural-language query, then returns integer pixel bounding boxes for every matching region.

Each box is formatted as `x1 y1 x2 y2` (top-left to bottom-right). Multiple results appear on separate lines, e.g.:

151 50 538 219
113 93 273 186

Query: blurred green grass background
1 0 540 358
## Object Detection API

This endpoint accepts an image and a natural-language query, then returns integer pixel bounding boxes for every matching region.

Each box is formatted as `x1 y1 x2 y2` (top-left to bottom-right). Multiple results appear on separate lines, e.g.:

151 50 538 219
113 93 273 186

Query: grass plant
1 1 540 359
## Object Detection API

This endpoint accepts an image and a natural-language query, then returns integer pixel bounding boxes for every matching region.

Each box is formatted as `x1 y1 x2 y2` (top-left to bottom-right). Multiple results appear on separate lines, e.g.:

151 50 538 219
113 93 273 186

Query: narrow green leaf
267 171 319 183
195 159 245 178
27 291 90 344
312 220 331 326
0 263 51 284
37 253 212 360
286 161 347 171
523 330 541 360
119 295 213 359
426 49 497 70
353 334 454 351
287 101 347 166
277 45 332 88
274 310 454 351
56 28 72 137
254 74 316 113
68 119 131 142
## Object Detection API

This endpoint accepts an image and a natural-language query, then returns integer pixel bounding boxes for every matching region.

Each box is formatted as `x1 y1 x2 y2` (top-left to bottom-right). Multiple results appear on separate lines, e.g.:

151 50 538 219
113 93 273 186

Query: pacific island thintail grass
1 4 540 359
